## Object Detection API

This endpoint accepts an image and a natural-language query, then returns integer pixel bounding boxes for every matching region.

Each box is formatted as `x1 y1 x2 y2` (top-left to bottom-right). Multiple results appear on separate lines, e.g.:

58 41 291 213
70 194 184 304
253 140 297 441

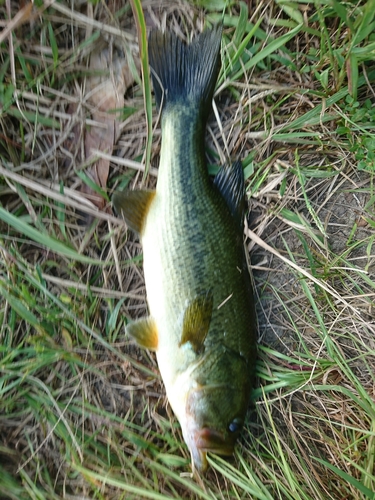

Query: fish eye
228 418 242 433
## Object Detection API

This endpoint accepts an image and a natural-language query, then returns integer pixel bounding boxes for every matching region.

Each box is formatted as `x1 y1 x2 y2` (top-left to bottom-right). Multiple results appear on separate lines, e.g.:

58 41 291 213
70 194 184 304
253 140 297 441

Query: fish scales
113 25 257 472
146 108 249 352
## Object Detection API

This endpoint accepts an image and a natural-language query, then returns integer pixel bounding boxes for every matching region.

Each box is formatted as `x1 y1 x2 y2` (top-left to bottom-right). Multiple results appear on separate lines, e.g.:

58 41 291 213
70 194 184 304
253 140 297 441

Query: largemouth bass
113 25 256 472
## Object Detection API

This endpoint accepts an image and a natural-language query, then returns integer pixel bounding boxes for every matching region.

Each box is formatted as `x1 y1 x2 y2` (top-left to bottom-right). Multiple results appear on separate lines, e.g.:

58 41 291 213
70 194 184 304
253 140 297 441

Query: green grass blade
313 458 375 499
231 23 303 81
0 207 103 265
130 0 153 180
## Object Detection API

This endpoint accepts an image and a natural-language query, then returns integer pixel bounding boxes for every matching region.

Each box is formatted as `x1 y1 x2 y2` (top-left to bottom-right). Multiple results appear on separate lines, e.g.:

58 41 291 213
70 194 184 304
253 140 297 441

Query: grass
1 0 375 498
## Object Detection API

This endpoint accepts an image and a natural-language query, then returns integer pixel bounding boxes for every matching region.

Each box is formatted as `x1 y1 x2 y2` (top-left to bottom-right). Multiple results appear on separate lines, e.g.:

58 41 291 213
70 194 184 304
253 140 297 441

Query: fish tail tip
148 25 222 115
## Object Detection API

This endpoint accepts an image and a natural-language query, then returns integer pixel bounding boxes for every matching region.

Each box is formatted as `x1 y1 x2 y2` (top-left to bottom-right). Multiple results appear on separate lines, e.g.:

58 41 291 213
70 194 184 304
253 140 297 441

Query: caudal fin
148 26 222 117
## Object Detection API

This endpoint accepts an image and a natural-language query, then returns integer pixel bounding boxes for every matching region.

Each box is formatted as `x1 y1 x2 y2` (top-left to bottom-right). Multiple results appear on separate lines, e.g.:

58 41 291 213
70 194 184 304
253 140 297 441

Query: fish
112 25 257 472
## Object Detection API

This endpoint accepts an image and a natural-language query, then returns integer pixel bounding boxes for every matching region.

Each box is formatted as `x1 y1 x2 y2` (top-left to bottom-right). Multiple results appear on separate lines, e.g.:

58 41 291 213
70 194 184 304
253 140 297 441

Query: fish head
182 372 250 472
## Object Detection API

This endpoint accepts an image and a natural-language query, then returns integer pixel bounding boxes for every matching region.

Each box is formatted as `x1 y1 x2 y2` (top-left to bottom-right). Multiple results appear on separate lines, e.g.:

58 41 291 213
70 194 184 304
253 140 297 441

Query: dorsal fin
112 190 155 234
213 161 245 227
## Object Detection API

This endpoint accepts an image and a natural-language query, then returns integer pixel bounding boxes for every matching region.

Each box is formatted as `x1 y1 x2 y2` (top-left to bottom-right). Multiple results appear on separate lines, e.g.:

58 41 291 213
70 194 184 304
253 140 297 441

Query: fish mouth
195 428 235 455
189 427 235 472
189 427 234 472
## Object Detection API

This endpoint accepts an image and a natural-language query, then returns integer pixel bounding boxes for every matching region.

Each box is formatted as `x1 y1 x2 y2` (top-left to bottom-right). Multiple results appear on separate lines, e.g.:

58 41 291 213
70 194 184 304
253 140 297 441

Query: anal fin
112 190 155 234
126 317 158 351
179 291 213 354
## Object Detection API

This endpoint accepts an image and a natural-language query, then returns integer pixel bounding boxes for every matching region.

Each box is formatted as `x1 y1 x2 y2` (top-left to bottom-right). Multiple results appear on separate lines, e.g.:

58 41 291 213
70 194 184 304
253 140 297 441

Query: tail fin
148 26 222 117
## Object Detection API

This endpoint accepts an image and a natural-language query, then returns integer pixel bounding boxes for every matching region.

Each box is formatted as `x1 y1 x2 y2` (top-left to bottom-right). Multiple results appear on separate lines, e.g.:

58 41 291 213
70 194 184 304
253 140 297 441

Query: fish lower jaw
184 427 235 473
190 448 208 474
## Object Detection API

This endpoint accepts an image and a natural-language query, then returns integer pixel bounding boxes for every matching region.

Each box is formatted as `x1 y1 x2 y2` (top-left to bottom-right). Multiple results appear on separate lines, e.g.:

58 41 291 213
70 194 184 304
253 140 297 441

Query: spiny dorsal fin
213 161 245 227
179 291 213 354
148 26 222 117
126 317 158 351
112 190 155 234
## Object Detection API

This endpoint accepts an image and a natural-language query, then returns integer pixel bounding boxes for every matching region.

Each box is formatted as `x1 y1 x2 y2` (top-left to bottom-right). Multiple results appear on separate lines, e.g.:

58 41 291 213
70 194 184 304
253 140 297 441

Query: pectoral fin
213 161 245 227
179 291 213 354
112 190 155 234
126 317 158 350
